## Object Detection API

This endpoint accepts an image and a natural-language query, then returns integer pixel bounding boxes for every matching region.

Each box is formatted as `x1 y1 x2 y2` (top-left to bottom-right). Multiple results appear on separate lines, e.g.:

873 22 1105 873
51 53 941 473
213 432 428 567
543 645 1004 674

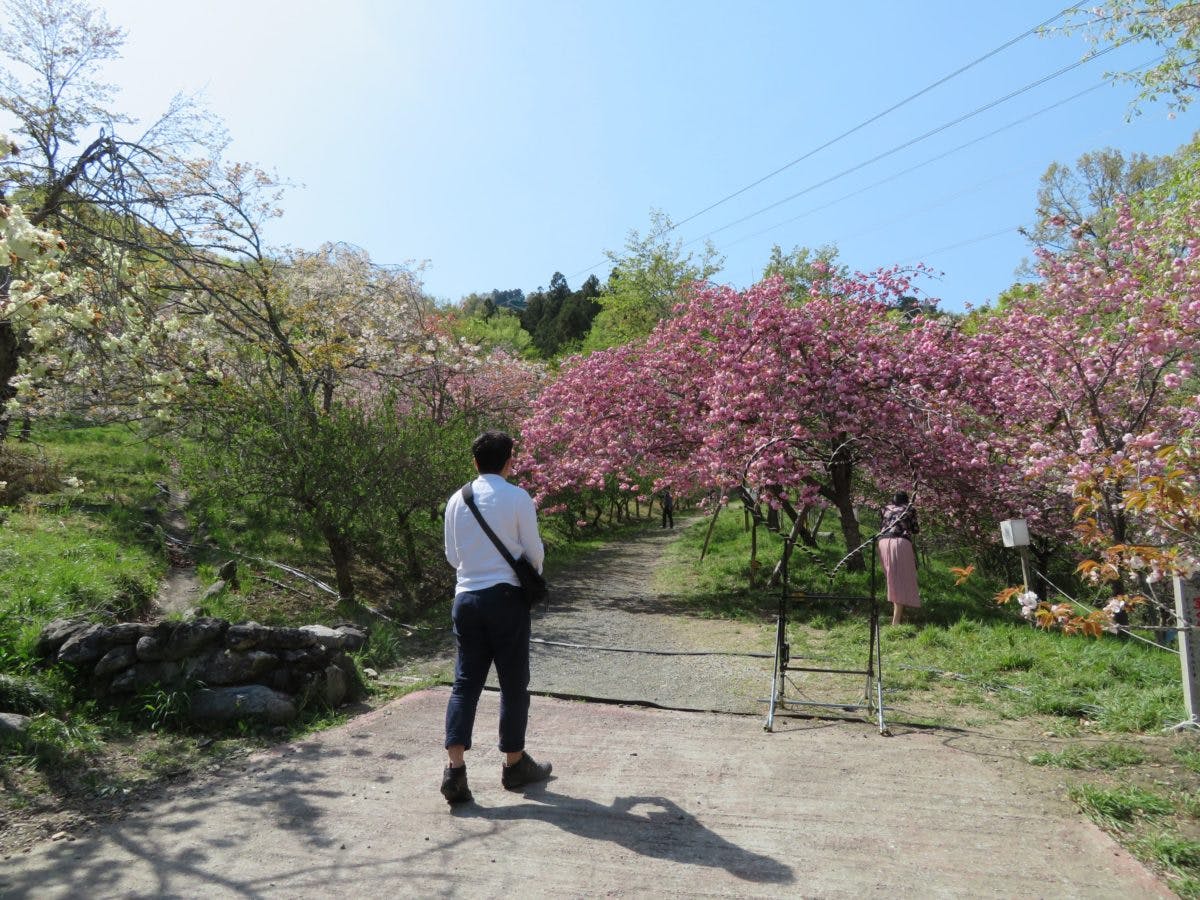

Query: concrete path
0 688 1168 899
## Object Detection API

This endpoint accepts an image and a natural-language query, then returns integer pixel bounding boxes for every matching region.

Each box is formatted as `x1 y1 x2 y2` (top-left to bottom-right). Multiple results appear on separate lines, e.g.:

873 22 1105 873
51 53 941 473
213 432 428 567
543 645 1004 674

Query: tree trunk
319 522 356 602
778 496 819 549
828 444 865 572
399 518 422 583
0 320 20 442
750 520 758 587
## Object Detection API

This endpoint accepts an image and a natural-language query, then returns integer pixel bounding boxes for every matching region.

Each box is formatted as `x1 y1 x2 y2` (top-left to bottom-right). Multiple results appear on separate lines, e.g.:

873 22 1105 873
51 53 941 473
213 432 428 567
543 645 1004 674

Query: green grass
1175 746 1200 775
0 508 163 667
1136 832 1200 887
1069 783 1175 827
31 421 167 500
1029 743 1149 769
0 422 169 672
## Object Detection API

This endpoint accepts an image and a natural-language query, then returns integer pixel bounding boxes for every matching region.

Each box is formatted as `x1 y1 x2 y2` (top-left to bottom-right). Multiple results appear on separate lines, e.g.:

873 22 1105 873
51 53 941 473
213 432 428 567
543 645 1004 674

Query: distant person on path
660 489 674 529
878 491 920 625
440 430 551 805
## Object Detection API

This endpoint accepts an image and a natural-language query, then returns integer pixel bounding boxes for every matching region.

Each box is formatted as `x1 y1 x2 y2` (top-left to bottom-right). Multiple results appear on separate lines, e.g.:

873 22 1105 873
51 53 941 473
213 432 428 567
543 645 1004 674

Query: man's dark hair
472 431 514 474
893 491 909 506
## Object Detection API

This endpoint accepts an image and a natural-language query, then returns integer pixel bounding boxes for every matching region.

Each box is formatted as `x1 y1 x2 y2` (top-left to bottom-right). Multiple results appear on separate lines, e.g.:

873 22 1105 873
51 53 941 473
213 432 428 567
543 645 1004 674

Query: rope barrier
1034 568 1180 655
530 637 773 659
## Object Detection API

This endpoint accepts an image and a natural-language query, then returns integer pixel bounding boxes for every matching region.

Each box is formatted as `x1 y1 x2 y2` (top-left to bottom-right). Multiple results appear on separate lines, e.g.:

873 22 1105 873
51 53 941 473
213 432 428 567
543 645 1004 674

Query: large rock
281 646 332 670
334 625 368 652
193 649 277 686
93 644 137 678
225 623 315 652
108 661 182 694
189 685 296 727
163 618 225 659
105 622 154 645
201 579 227 602
135 633 166 662
57 624 109 666
299 625 346 650
36 618 90 658
322 664 349 707
332 652 366 703
0 712 31 748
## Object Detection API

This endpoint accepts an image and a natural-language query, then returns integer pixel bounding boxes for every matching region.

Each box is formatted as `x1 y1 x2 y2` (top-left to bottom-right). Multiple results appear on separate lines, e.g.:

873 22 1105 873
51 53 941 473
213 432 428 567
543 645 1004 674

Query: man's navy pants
444 581 530 753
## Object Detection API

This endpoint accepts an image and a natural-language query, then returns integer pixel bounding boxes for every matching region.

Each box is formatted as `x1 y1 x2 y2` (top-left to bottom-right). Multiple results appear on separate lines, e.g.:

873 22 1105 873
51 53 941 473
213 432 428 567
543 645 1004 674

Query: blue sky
95 1 1197 311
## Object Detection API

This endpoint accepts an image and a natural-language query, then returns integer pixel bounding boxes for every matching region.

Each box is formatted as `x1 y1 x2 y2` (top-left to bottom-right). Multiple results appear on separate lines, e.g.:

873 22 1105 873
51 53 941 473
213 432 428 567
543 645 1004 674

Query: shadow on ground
456 784 794 885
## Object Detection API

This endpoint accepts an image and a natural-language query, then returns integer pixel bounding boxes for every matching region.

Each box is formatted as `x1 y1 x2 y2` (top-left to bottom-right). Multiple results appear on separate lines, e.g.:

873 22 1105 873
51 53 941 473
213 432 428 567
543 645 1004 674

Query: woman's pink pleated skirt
878 537 920 607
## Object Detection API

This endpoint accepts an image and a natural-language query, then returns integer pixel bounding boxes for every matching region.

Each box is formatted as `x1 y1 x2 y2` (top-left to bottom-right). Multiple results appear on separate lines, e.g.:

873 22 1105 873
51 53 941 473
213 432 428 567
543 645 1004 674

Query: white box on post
1000 519 1030 548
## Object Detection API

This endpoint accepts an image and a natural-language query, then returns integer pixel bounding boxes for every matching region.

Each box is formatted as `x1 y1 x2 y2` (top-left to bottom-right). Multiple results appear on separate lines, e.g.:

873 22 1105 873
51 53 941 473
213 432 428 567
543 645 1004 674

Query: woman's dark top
880 503 919 541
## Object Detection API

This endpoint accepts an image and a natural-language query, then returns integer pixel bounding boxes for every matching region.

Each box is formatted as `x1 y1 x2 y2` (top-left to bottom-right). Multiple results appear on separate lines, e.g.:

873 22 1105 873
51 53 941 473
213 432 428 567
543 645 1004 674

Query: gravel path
524 522 774 713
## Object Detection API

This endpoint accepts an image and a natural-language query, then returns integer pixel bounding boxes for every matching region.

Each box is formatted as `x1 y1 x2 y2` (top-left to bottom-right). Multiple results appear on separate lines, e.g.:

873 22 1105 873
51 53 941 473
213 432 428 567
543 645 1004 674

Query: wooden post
1174 576 1200 728
749 521 758 588
1018 546 1033 595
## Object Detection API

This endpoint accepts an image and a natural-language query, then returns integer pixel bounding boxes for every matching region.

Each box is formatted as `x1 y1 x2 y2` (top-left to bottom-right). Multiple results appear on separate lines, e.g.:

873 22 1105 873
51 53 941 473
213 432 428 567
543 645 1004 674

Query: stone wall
35 617 369 728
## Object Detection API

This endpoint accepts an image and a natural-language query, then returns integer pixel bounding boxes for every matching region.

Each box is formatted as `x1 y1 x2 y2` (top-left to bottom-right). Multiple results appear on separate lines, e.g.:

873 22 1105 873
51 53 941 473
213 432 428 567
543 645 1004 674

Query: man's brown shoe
501 752 552 790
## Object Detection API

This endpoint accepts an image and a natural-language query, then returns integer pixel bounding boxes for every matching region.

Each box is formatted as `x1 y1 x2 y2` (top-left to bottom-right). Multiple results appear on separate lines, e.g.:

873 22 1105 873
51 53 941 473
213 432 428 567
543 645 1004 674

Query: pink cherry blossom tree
976 199 1200 616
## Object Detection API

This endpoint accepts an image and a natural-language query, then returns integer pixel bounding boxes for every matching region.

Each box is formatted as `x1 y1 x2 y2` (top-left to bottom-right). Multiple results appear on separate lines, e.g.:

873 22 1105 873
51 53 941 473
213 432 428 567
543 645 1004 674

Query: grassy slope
0 424 166 667
0 423 439 852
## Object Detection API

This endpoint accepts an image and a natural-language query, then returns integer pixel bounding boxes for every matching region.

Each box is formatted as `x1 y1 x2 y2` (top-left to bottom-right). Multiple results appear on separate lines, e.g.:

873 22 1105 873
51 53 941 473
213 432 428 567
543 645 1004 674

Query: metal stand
763 536 888 735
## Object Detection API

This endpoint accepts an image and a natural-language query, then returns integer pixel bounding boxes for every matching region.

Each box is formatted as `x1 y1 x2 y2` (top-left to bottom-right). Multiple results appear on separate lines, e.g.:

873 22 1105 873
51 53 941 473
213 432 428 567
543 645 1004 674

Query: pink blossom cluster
519 266 1011 533
971 201 1200 570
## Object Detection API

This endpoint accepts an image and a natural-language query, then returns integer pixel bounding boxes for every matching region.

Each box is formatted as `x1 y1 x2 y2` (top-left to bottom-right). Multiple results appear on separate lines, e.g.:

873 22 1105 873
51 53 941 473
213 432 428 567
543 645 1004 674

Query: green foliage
136 685 192 731
1029 743 1149 769
1025 146 1176 256
352 624 409 671
762 243 845 299
0 673 58 714
1069 782 1175 826
33 422 167 500
584 210 724 351
453 307 534 355
22 712 105 762
187 386 475 601
1058 1 1200 115
519 272 602 357
0 442 63 505
1136 831 1200 881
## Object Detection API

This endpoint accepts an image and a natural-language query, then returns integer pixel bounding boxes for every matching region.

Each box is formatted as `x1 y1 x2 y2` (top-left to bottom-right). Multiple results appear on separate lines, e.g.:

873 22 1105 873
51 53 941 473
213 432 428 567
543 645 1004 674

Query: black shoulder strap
461 483 519 567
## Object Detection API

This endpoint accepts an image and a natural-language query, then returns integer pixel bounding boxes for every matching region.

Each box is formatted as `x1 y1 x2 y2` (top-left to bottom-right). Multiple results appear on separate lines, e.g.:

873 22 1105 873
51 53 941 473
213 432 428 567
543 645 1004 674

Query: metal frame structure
762 534 888 735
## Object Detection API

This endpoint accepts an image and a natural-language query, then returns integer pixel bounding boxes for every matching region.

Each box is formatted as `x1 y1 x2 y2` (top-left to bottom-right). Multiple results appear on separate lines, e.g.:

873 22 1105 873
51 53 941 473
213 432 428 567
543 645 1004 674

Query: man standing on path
660 489 674 529
440 430 552 805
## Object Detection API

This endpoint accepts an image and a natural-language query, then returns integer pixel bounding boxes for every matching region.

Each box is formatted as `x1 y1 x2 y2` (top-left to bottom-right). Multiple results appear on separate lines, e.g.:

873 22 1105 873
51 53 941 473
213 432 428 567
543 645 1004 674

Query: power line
716 53 1162 274
719 77 1114 252
681 42 1121 249
669 2 1086 234
899 224 1023 265
567 3 1086 281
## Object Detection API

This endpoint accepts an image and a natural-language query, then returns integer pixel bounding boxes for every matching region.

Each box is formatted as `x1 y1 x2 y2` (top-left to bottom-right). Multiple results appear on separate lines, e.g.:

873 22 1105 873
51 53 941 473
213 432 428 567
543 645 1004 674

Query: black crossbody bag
461 483 548 607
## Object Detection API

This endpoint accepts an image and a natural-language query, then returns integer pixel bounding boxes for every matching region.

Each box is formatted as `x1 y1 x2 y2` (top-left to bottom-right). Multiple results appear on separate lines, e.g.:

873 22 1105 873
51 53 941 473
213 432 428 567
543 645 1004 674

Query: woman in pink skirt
878 491 920 625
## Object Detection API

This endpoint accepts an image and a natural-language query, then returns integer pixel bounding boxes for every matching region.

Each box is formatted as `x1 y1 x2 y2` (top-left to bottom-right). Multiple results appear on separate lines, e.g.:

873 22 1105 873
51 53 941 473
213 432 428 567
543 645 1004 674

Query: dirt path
526 521 774 713
153 471 201 617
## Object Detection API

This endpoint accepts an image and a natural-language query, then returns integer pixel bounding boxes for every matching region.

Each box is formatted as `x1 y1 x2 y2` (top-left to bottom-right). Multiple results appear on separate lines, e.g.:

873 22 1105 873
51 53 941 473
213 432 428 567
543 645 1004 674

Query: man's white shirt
444 474 545 595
